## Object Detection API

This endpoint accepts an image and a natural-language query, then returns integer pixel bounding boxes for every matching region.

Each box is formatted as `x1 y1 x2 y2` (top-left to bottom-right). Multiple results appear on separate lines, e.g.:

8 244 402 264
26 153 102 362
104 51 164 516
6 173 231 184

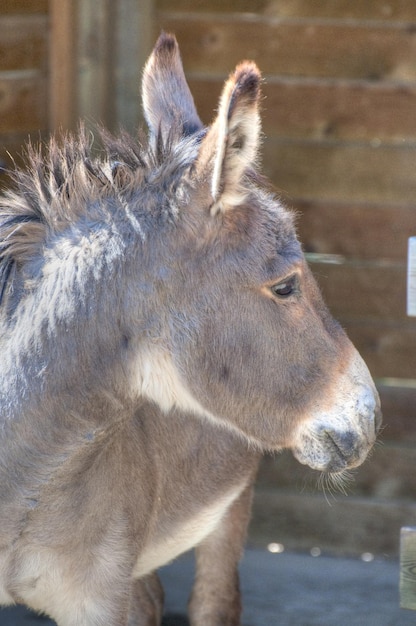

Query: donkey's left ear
195 61 262 215
142 32 203 140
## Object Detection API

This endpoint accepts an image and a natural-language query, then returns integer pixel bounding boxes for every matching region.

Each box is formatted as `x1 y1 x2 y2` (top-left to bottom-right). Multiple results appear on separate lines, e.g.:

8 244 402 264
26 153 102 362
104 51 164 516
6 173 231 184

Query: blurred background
1 0 416 558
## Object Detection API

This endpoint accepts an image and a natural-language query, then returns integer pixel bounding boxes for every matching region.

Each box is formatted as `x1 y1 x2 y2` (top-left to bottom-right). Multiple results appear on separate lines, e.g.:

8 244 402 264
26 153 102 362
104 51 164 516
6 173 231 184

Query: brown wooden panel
308 259 407 321
263 80 416 142
257 443 416 499
189 78 416 143
341 322 416 380
0 132 45 190
378 384 416 442
263 139 416 206
261 0 416 21
307 261 416 379
0 1 48 14
251 488 416 556
0 15 48 72
296 200 414 262
0 73 47 134
159 15 416 82
158 0 416 22
49 0 77 132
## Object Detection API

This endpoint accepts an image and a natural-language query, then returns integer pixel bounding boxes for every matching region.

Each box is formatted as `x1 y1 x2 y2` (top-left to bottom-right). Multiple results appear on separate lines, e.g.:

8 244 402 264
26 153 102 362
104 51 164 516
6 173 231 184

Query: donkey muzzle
291 351 381 473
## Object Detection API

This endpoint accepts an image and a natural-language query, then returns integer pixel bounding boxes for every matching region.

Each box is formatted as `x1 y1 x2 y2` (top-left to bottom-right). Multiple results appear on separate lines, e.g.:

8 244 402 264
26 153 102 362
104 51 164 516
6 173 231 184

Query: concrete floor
0 548 414 626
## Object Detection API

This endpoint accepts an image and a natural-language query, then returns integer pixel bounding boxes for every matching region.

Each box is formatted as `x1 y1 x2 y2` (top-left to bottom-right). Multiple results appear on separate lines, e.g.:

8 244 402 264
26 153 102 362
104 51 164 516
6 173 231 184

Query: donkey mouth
292 425 375 473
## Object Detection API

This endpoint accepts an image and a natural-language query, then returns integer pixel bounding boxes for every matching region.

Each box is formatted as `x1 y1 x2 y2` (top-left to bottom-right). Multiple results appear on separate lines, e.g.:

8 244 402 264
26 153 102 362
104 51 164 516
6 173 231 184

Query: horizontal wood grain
0 132 47 190
0 15 48 72
377 384 416 442
251 488 416 556
262 139 416 205
257 443 416 499
295 199 414 262
189 77 416 143
0 72 47 134
159 14 416 82
158 0 416 22
0 1 48 14
340 322 416 380
308 258 407 321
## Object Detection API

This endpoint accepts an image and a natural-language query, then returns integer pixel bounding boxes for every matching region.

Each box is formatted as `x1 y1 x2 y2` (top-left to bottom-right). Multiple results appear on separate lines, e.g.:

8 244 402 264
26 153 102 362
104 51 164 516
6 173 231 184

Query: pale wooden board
401 527 416 610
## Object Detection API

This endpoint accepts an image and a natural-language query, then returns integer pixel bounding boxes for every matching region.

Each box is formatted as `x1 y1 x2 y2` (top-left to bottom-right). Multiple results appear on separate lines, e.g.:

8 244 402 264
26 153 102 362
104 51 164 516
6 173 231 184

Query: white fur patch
132 347 259 447
133 484 244 577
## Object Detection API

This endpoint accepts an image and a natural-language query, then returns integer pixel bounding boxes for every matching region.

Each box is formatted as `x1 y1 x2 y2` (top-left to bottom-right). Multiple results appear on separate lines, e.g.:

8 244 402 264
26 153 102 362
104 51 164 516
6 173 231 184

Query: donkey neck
0 220 151 421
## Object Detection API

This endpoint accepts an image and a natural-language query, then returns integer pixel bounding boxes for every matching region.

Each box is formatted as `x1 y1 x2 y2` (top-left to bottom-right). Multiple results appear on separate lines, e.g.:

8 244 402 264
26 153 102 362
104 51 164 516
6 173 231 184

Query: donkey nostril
325 429 355 462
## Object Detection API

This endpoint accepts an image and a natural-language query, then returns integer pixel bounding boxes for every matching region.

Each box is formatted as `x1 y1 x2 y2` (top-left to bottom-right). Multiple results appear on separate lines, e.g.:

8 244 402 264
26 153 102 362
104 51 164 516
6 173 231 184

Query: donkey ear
142 32 203 140
195 61 261 215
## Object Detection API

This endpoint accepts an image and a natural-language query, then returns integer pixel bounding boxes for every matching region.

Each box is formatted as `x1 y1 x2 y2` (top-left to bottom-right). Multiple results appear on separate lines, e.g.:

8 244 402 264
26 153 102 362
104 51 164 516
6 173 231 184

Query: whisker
317 469 356 504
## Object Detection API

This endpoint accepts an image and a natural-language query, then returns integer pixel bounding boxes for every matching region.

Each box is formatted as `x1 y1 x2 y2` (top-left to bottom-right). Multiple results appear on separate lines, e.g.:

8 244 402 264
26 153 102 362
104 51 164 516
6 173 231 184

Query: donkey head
135 33 381 474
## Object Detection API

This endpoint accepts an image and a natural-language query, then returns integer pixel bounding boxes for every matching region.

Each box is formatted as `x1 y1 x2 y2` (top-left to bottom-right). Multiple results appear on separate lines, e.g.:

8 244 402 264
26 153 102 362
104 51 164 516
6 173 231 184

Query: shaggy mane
0 125 196 304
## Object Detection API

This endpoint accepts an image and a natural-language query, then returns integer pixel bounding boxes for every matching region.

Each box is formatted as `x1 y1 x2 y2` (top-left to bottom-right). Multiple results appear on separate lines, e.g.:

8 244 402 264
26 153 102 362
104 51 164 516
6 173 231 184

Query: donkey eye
271 275 298 298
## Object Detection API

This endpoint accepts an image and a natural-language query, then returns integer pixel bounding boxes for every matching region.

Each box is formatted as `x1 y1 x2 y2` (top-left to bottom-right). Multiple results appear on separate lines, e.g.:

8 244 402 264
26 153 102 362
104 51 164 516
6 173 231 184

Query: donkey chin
291 351 381 473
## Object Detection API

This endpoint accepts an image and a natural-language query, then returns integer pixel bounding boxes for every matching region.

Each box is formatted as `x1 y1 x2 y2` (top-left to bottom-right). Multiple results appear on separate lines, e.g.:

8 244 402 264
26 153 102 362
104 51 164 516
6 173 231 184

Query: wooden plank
49 0 77 132
0 131 44 190
0 72 47 134
308 259 407 321
262 139 416 206
76 0 115 130
257 443 416 500
340 322 416 380
296 200 415 262
158 15 416 82
113 0 155 132
378 384 416 442
0 15 48 72
262 80 416 143
189 77 416 143
157 0 416 22
0 1 48 14
250 488 416 557
401 527 416 610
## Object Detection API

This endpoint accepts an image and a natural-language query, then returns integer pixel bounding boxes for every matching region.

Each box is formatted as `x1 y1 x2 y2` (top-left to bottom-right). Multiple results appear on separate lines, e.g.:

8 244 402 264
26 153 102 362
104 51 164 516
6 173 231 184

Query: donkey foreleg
188 483 254 626
128 573 164 626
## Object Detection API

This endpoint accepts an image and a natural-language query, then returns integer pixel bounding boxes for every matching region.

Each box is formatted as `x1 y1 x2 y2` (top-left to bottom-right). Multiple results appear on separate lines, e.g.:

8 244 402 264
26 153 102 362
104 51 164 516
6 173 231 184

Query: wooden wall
0 0 153 189
155 0 416 556
0 1 49 185
1 0 416 556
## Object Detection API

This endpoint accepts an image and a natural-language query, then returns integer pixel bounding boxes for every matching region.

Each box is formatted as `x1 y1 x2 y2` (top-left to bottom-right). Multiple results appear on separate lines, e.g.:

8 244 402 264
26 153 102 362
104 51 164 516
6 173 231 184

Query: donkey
0 32 380 626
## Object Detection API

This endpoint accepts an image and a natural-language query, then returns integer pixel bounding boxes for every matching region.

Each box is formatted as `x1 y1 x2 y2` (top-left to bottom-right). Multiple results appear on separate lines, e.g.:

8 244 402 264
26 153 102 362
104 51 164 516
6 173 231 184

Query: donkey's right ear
142 32 203 141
